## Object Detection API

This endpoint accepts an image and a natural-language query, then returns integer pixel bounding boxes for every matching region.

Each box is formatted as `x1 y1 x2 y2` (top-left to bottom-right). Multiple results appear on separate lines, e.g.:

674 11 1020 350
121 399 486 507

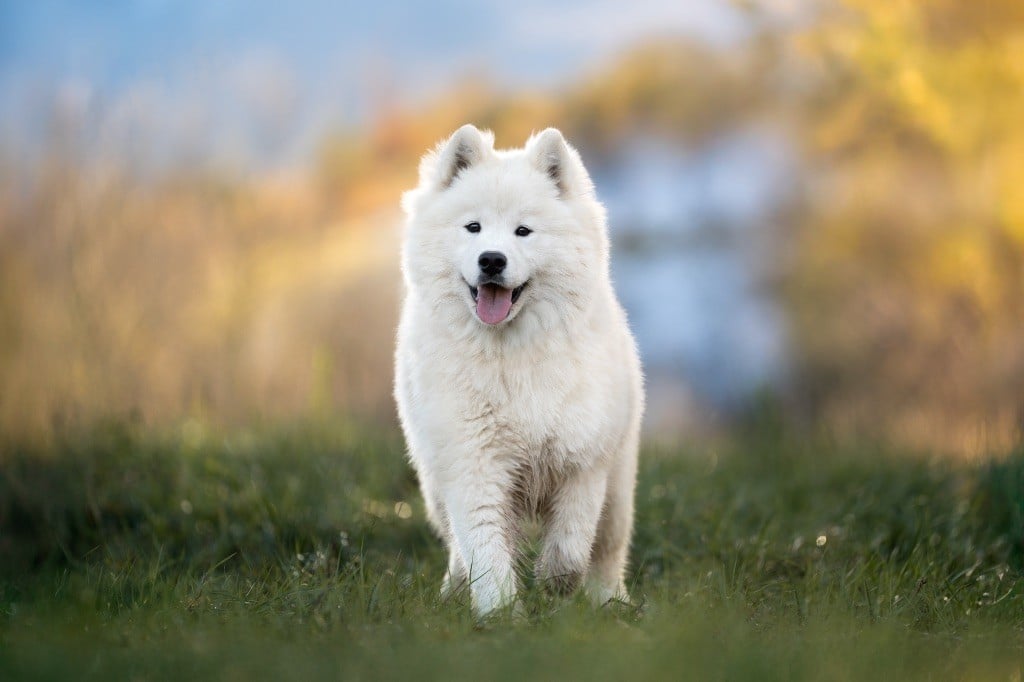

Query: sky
0 0 752 168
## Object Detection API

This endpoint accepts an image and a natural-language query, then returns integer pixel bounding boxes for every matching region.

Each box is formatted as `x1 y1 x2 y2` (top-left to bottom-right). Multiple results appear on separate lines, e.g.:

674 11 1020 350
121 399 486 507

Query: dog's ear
527 128 592 199
423 124 493 191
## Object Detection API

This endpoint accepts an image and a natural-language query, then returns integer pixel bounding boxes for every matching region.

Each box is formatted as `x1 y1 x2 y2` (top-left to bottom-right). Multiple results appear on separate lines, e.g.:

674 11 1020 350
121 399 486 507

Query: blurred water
599 130 793 414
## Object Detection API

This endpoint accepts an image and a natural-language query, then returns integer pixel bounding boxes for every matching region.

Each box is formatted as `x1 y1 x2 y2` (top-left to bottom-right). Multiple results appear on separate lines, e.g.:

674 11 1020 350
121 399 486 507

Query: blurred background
1 0 1022 456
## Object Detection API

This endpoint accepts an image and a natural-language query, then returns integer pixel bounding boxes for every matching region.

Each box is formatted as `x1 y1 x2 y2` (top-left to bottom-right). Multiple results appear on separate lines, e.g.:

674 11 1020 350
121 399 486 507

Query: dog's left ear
527 128 592 199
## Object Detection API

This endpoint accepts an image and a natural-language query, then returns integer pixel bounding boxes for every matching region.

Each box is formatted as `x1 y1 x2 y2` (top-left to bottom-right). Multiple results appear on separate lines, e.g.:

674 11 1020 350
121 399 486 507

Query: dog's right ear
421 124 493 191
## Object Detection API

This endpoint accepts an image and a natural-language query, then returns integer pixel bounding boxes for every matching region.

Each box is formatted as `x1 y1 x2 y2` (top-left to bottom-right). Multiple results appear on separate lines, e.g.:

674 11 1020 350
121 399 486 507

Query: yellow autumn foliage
786 0 1024 452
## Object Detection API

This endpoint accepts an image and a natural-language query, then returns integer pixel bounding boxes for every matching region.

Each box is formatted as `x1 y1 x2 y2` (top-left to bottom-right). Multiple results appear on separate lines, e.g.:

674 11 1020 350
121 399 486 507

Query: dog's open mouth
468 281 527 325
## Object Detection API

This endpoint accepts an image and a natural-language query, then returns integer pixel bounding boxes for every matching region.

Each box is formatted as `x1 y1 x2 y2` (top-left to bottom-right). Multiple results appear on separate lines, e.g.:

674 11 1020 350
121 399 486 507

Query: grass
1 418 1022 680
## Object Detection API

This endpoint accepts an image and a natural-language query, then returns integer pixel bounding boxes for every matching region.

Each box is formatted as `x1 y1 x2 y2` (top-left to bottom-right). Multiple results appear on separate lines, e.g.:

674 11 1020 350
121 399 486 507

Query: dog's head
401 125 609 331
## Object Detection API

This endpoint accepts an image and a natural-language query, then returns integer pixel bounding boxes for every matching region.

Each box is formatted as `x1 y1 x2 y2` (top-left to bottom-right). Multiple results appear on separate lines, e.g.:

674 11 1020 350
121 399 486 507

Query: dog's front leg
441 462 518 617
537 466 608 596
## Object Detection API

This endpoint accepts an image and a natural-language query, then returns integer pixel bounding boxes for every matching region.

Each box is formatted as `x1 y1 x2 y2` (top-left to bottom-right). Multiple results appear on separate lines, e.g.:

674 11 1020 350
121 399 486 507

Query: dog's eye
515 225 532 237
464 222 481 233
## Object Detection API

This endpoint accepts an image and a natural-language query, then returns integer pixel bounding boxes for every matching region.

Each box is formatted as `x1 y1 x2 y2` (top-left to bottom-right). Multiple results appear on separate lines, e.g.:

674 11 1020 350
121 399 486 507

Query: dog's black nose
478 251 507 277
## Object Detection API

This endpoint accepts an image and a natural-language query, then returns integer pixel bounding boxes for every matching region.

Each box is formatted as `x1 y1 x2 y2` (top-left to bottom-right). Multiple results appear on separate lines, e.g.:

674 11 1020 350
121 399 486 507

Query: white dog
394 124 644 616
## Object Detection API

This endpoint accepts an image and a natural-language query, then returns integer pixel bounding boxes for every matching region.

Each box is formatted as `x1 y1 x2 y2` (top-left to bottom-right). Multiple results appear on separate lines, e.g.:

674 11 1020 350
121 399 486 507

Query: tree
786 0 1024 453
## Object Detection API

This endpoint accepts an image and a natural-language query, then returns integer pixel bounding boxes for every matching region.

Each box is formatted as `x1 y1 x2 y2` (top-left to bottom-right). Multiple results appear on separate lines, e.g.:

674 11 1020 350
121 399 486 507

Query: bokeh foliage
786 0 1024 451
0 1 1021 453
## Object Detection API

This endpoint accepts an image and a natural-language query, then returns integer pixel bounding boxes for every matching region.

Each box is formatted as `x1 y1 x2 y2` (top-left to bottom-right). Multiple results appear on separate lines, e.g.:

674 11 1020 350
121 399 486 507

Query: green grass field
2 419 1022 680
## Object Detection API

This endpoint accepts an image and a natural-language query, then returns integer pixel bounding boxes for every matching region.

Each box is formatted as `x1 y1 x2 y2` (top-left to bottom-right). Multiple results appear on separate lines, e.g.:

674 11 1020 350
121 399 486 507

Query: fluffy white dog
394 124 644 616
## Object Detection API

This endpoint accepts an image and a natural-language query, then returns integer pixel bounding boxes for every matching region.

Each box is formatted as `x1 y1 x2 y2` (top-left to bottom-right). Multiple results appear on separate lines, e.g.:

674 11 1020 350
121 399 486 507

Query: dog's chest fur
442 335 619 473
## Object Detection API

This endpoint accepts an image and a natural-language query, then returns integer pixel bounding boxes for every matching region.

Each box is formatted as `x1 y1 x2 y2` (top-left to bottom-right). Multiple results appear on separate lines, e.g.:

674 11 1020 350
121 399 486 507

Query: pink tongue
476 284 514 324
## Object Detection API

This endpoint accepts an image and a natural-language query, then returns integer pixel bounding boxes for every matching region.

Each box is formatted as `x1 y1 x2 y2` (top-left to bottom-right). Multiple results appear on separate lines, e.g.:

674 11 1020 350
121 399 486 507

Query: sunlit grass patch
1 421 1022 680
